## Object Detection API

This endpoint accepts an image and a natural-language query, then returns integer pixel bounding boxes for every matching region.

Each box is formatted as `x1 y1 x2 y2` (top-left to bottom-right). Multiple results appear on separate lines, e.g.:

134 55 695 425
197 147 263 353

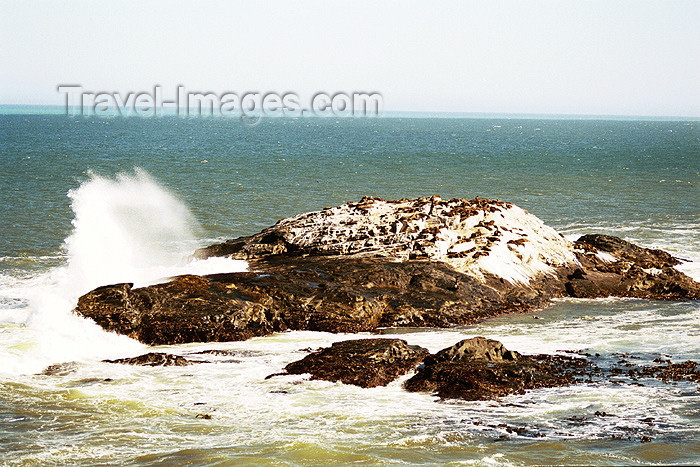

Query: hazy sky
1 0 698 116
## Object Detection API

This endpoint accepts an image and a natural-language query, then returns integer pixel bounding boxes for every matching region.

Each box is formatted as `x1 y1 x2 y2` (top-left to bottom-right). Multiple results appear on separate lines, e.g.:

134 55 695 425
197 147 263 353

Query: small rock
39 362 79 376
104 352 195 366
405 338 589 400
426 337 520 365
284 338 429 388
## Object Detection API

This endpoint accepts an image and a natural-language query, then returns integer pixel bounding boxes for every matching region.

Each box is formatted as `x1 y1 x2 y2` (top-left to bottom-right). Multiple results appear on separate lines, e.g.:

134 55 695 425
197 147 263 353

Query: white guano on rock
266 196 580 284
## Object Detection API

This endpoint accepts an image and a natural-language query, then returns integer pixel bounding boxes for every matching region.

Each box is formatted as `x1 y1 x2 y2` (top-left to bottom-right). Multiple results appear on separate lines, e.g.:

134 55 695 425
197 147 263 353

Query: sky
1 0 698 117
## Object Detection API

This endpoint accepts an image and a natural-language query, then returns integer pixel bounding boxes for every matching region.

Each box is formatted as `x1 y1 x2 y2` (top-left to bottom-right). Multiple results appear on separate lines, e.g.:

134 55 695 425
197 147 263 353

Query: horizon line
0 104 698 121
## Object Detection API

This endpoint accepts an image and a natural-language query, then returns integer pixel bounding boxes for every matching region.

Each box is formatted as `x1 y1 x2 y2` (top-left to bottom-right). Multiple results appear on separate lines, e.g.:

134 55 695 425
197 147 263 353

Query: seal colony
195 195 577 285
73 196 700 400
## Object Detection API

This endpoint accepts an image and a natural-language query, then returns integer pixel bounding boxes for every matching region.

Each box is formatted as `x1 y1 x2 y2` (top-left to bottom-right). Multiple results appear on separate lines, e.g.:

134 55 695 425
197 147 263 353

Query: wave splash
64 168 200 292
0 169 246 374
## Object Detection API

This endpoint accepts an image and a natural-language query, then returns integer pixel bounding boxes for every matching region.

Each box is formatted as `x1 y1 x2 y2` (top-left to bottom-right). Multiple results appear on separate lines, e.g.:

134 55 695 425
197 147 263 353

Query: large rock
75 256 563 345
282 338 429 387
76 275 284 345
74 196 700 345
195 196 578 285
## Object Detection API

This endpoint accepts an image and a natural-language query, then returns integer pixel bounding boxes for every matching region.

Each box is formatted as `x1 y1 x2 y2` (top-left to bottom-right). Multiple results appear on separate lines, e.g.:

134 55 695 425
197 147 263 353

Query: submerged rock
282 338 429 388
39 362 80 376
103 352 195 366
632 359 700 384
74 196 700 345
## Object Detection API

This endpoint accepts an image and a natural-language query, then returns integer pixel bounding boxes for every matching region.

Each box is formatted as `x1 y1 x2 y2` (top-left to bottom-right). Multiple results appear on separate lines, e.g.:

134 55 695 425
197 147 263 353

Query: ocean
0 112 698 465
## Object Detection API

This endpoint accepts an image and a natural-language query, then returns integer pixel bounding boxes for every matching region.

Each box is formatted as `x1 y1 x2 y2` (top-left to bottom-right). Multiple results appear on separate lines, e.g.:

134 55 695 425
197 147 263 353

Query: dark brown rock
404 339 700 402
275 334 699 400
76 274 285 345
103 352 195 366
75 256 561 345
577 234 681 268
569 234 699 300
73 198 699 346
404 337 592 400
632 359 700 384
283 338 429 387
426 336 520 364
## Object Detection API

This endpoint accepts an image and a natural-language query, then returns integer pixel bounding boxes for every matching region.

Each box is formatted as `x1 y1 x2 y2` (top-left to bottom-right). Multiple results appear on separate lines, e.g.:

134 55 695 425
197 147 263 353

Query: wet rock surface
404 340 700 401
424 336 520 364
74 257 559 345
568 234 699 300
607 354 700 384
278 337 699 400
404 338 592 400
282 338 429 387
76 275 284 345
103 352 196 366
74 197 700 345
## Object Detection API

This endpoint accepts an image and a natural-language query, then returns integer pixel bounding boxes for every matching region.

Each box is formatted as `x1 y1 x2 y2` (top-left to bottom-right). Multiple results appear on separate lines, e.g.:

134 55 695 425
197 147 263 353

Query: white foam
64 168 202 292
0 169 248 375
676 260 700 281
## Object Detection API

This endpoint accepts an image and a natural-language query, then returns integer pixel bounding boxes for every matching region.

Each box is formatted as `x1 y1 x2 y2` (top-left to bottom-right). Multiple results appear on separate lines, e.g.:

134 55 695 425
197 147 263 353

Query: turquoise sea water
2 115 697 254
0 113 698 465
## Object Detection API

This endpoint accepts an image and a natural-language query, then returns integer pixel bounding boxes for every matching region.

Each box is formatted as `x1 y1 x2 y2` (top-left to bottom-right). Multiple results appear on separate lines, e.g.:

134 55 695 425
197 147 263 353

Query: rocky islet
72 196 700 400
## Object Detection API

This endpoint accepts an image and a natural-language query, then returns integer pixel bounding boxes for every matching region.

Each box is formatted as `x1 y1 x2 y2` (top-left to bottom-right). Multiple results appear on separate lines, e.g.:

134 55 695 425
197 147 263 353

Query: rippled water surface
0 114 698 465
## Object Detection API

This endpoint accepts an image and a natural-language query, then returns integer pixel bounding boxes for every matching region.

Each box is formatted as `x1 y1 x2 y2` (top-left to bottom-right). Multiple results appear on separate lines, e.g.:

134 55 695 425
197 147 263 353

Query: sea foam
0 169 247 375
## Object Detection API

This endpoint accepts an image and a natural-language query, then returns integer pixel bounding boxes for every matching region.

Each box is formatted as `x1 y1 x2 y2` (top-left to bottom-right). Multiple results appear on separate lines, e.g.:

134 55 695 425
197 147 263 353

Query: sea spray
0 169 247 375
64 168 201 292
